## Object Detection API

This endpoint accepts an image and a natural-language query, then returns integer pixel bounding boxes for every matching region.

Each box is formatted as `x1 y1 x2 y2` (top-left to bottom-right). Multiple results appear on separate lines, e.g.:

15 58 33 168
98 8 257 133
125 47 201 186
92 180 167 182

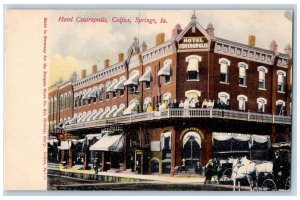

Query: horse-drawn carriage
210 142 291 191
260 142 291 191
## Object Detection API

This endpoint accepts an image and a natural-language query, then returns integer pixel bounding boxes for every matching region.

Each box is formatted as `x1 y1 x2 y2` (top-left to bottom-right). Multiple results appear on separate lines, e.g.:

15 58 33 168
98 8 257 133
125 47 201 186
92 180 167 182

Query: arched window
158 59 172 84
53 97 57 113
64 93 67 110
276 100 285 115
237 95 248 111
105 82 111 100
186 55 202 81
238 62 248 86
257 97 267 113
182 132 201 167
277 70 286 92
219 58 231 83
98 84 104 101
160 131 171 160
218 92 230 104
257 66 268 90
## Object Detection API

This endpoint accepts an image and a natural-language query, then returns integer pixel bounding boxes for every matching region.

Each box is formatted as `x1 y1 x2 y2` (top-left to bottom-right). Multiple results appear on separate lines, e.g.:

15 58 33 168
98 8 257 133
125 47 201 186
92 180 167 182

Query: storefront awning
114 80 125 90
81 112 93 123
93 110 104 120
113 105 125 117
86 111 97 122
85 133 103 140
68 116 78 125
158 62 171 76
183 132 201 148
139 70 151 82
106 107 117 118
99 109 110 120
58 141 72 150
124 73 139 86
89 133 124 152
87 88 97 98
123 101 138 115
187 58 199 72
106 82 117 93
77 114 87 123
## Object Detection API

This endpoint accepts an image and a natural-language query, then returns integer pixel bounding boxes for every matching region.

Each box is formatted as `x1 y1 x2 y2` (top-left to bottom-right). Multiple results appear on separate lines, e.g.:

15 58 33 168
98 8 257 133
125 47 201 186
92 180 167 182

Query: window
277 70 286 92
165 75 171 83
258 66 268 90
186 55 201 81
238 62 248 86
257 97 267 113
83 90 87 106
68 93 71 108
106 82 110 100
237 95 248 111
218 92 230 104
145 81 151 89
113 92 117 98
120 89 124 96
98 85 104 101
161 132 171 160
129 85 138 94
60 96 63 111
64 94 67 110
219 58 230 83
276 100 285 115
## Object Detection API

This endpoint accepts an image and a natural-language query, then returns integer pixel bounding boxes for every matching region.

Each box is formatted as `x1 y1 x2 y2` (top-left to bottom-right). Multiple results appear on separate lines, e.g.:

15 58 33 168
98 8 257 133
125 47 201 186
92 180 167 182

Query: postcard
4 8 293 192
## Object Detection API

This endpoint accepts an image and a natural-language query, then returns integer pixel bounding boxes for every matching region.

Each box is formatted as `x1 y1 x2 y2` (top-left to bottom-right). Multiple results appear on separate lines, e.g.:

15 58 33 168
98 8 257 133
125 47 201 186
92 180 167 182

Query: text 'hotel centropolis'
48 13 292 176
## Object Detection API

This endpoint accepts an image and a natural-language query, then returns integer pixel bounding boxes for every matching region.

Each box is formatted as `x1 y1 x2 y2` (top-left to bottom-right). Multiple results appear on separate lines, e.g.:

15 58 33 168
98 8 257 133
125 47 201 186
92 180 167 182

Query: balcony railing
64 108 292 131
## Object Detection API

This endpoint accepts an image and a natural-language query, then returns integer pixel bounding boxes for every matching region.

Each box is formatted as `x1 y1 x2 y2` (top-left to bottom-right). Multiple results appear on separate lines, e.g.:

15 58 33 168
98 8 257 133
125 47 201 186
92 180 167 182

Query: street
48 175 249 191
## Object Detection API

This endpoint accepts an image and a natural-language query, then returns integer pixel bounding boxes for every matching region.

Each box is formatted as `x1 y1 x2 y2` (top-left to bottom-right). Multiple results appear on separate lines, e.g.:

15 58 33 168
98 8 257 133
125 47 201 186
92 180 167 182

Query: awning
99 109 110 119
123 101 138 115
187 58 199 72
89 133 124 152
160 132 172 150
85 133 103 140
88 88 97 98
86 111 97 122
158 62 171 76
82 90 92 100
58 141 72 150
77 114 87 123
124 73 139 86
68 116 77 124
106 107 117 118
81 112 92 123
113 105 125 117
139 70 151 82
93 110 104 120
183 132 201 147
106 82 117 93
114 80 125 90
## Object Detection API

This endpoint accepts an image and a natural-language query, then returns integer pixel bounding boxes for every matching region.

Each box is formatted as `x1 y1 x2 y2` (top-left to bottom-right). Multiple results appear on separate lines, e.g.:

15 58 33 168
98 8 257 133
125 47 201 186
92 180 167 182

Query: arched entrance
182 132 202 169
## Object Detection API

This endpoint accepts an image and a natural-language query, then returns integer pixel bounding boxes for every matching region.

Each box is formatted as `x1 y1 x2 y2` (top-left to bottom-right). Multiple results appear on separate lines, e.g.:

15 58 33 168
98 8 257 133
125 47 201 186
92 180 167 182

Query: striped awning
89 133 124 152
158 62 171 76
106 107 117 118
106 82 117 93
139 70 151 82
123 101 138 115
113 105 125 117
124 73 139 86
114 80 125 90
88 88 97 98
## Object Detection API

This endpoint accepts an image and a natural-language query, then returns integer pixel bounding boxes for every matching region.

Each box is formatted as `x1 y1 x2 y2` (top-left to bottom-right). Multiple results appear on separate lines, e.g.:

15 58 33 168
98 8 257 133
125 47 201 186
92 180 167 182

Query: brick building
48 14 292 176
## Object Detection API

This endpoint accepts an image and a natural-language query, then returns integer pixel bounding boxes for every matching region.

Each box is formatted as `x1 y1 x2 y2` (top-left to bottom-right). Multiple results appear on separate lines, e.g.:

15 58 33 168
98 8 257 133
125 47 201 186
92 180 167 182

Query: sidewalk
57 165 206 183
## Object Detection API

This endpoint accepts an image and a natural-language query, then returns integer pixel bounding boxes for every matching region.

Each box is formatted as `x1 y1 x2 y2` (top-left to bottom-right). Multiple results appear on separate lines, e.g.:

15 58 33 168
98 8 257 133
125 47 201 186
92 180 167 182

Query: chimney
248 35 256 47
92 65 97 74
156 33 165 46
71 71 78 83
172 24 182 39
140 41 147 52
104 59 110 68
269 40 278 52
284 44 292 57
206 23 215 38
81 69 86 79
118 53 124 62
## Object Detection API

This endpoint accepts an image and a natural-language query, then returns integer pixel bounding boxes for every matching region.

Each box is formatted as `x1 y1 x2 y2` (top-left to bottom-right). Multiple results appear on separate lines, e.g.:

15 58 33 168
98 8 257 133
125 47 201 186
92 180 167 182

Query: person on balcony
225 100 231 110
207 99 213 109
214 99 221 109
201 99 208 108
173 99 179 108
179 100 184 108
184 99 190 109
189 98 196 108
146 103 153 112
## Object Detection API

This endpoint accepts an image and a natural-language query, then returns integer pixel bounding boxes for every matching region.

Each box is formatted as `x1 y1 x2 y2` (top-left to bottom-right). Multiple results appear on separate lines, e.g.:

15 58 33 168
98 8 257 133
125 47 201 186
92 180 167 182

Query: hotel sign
178 37 209 50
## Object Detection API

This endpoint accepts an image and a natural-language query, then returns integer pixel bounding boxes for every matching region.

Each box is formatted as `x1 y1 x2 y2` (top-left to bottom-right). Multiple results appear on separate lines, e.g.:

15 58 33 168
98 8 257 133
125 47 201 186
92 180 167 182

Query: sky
48 10 293 85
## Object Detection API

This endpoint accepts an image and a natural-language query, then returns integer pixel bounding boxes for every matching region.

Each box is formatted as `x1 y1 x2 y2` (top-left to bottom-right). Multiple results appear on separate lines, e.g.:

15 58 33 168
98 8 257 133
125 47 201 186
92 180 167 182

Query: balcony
64 108 292 131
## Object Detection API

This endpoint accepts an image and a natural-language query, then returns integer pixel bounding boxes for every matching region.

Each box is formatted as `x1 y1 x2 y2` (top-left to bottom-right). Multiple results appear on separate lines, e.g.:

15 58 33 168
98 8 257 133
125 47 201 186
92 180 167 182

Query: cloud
48 10 293 84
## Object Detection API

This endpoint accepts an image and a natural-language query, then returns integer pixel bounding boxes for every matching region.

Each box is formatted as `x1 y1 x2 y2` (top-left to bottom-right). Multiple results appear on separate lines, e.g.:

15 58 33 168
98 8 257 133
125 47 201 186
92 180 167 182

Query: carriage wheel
219 168 232 183
262 179 277 191
285 176 291 190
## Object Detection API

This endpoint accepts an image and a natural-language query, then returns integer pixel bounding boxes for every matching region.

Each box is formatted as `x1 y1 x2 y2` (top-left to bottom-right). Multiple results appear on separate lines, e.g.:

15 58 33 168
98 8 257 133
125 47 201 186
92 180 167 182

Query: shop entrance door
135 150 143 174
183 136 201 169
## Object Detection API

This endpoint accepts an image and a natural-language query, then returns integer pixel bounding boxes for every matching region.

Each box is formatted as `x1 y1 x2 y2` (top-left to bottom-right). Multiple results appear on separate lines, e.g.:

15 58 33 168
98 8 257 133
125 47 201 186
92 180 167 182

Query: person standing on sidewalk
205 159 213 184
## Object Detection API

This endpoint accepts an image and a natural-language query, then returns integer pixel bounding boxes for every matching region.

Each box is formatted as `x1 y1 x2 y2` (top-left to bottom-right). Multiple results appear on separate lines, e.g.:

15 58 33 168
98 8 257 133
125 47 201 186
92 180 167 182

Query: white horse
231 156 257 191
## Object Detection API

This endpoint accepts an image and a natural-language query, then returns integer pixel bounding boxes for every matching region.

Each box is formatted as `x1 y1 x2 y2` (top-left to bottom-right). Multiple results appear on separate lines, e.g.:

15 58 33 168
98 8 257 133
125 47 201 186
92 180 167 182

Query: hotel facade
48 14 292 176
